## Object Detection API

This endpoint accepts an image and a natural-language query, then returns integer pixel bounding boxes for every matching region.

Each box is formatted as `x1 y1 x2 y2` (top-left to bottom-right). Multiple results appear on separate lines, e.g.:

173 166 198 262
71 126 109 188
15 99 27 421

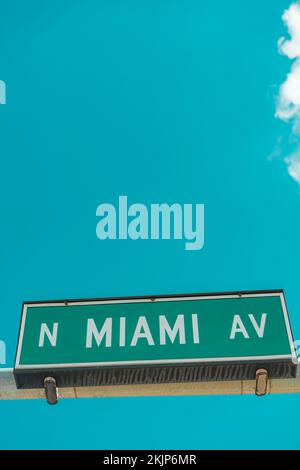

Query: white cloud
278 3 300 59
276 2 300 183
285 146 300 183
276 62 300 124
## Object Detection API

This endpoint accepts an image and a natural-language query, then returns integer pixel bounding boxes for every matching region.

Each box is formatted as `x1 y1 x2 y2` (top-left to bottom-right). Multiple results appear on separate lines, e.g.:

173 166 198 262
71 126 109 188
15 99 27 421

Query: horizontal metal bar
22 288 285 306
0 366 300 400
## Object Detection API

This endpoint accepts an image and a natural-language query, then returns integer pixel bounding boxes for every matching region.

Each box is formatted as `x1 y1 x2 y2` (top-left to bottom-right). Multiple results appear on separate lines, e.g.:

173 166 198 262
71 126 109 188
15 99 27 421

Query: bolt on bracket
255 368 269 397
44 377 58 405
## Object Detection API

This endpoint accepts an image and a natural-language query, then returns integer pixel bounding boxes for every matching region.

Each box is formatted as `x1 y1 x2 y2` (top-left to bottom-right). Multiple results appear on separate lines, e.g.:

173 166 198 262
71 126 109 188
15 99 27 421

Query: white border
14 292 297 370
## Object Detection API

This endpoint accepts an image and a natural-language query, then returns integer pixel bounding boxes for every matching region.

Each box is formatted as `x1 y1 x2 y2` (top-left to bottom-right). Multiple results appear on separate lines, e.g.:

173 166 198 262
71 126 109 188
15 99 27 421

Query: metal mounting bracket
44 377 58 405
255 368 269 397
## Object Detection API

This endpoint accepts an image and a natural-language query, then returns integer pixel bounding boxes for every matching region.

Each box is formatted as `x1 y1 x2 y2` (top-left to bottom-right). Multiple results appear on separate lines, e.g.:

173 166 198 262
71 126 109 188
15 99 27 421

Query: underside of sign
14 290 298 390
14 360 297 390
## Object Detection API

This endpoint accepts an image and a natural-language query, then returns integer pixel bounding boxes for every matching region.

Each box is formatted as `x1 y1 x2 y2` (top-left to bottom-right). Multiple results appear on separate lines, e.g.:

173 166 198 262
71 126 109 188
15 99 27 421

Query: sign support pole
1 366 300 401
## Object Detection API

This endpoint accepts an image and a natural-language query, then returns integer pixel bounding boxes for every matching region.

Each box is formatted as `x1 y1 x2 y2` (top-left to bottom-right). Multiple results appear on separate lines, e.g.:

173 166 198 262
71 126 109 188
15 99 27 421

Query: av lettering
96 196 205 251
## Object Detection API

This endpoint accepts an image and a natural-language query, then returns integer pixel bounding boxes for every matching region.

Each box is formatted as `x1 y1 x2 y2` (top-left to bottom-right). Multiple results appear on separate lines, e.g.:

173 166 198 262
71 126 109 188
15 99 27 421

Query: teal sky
1 0 300 449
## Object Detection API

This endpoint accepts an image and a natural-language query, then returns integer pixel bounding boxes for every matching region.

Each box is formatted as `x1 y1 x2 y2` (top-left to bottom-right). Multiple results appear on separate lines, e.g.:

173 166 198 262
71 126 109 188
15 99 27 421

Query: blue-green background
1 0 300 449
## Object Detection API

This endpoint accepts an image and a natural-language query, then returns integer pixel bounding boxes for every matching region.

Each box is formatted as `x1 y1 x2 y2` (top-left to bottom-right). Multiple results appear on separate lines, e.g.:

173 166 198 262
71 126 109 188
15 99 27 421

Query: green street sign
14 290 297 389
